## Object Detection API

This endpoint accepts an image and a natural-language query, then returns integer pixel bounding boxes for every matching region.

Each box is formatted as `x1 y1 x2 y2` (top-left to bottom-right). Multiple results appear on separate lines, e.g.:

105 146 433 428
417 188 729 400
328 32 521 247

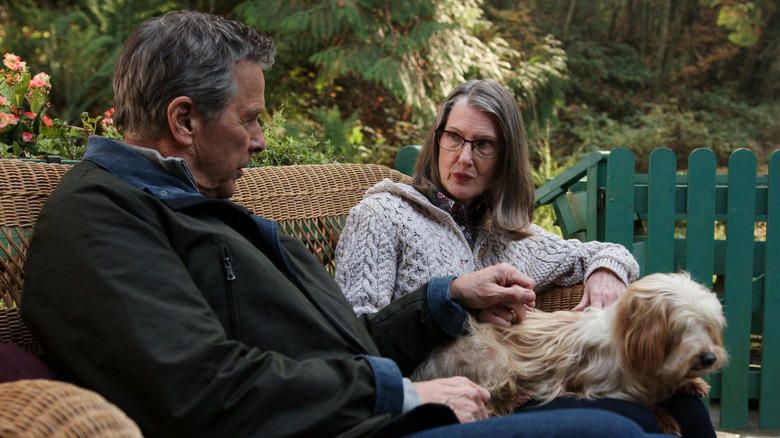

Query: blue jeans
401 408 672 437
519 395 715 438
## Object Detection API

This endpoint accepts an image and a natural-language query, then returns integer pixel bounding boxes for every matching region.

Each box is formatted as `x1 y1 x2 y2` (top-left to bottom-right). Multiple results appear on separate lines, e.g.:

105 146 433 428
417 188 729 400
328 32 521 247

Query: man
21 10 658 438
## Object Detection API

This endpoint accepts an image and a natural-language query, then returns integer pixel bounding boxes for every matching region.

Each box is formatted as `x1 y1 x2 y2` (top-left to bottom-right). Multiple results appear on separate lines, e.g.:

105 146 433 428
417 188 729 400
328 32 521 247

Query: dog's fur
412 273 727 435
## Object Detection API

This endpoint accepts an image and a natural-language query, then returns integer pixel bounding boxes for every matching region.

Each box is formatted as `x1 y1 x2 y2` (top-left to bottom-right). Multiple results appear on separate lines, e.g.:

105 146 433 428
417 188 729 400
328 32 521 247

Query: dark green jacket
21 137 466 437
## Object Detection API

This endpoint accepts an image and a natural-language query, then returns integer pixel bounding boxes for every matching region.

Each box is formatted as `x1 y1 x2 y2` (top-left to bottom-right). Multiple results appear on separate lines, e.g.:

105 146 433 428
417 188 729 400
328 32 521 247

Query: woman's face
437 99 501 208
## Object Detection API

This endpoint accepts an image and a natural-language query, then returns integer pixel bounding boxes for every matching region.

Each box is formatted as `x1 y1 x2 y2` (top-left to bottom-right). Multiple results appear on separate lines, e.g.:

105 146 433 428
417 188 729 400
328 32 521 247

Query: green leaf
28 87 48 114
12 74 30 109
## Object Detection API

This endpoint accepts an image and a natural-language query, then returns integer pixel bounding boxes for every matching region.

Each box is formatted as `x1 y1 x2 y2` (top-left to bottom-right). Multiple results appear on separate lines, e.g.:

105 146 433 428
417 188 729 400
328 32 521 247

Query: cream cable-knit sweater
335 179 640 315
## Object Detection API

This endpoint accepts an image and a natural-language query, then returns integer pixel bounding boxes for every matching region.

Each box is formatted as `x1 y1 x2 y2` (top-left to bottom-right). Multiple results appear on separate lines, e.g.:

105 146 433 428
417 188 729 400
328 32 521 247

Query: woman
335 78 716 438
335 78 639 317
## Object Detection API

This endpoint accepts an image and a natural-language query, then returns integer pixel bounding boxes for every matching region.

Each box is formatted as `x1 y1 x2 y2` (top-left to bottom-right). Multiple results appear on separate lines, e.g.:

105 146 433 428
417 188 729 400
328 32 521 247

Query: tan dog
412 273 727 435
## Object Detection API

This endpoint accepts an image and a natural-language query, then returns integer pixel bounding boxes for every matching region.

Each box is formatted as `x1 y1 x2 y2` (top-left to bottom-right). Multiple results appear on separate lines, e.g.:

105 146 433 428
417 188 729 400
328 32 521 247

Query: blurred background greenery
1 0 777 177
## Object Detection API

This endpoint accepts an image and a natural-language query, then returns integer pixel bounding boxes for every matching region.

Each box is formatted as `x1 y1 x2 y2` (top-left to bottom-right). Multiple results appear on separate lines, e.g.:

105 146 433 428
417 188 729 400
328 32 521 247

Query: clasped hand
449 263 536 327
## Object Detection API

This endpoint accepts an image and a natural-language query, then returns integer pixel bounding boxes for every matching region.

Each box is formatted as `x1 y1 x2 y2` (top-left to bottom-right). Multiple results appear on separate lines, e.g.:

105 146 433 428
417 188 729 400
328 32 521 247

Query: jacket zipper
223 249 237 281
221 245 238 338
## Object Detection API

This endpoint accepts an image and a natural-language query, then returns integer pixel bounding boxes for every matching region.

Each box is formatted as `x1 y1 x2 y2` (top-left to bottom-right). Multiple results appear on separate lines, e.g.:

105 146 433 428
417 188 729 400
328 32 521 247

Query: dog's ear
614 287 670 377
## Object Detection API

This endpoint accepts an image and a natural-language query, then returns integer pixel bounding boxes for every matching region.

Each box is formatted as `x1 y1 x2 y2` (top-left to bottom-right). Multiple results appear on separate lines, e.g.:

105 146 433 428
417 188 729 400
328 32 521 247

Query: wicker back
232 163 411 274
0 160 72 351
0 158 580 353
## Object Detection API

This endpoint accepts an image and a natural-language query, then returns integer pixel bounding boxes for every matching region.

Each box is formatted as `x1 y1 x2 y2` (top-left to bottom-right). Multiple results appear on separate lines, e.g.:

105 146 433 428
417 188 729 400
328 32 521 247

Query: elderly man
21 10 661 438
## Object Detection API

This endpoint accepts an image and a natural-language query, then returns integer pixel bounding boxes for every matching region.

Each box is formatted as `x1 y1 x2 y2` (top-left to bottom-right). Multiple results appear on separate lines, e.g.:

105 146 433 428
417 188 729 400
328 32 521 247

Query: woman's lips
453 172 473 182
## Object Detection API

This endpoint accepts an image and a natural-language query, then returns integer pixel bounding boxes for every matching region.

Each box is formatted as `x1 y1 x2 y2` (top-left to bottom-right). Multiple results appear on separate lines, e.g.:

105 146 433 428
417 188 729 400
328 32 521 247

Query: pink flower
0 112 19 130
3 53 26 72
101 117 114 125
104 107 115 117
29 72 50 89
0 96 8 107
22 132 34 142
42 115 53 128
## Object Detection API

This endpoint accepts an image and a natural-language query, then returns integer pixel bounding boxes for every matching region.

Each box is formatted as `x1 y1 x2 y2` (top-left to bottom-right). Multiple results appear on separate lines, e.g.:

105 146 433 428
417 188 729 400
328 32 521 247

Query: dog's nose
699 352 717 368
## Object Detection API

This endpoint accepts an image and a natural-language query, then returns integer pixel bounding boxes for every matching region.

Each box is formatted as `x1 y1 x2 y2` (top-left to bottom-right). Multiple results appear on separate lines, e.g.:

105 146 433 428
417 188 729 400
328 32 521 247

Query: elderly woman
335 78 717 438
335 78 639 318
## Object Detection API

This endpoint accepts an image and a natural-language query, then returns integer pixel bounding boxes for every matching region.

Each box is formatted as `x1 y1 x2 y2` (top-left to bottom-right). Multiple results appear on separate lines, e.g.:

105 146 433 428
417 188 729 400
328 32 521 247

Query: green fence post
721 149 757 429
604 148 635 251
645 148 676 274
686 149 717 288
761 149 780 429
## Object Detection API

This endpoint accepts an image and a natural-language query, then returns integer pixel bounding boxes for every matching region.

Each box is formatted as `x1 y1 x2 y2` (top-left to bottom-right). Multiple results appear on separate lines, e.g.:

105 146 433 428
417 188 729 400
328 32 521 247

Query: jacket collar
82 136 200 200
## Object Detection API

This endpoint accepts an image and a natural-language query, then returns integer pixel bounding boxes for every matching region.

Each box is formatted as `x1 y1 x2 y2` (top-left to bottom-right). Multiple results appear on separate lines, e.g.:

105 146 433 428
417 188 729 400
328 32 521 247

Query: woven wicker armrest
535 284 585 313
0 379 142 437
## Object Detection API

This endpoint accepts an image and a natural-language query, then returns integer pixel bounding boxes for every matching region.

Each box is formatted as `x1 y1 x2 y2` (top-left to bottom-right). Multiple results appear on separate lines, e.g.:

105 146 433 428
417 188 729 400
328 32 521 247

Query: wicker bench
0 158 582 436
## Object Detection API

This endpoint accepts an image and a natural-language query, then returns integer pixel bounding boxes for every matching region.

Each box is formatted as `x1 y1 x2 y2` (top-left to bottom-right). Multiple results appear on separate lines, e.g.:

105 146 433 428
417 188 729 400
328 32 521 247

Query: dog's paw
513 392 531 406
679 378 711 398
654 407 682 437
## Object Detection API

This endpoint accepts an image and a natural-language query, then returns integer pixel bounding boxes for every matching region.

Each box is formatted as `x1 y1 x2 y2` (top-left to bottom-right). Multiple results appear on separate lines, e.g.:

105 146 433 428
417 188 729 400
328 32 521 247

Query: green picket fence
536 147 779 430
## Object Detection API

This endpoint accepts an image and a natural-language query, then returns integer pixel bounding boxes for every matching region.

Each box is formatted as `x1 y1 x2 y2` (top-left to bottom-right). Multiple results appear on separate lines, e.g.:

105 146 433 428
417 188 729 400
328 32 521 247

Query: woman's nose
457 142 474 163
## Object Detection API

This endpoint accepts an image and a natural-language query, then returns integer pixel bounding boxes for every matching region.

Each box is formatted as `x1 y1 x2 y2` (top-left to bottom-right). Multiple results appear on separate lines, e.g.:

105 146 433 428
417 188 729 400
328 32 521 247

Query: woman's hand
573 268 626 310
449 263 536 326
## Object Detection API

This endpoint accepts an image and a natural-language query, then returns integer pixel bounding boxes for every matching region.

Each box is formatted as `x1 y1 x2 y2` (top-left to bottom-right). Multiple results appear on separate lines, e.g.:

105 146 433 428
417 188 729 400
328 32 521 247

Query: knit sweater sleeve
483 224 640 290
335 196 399 315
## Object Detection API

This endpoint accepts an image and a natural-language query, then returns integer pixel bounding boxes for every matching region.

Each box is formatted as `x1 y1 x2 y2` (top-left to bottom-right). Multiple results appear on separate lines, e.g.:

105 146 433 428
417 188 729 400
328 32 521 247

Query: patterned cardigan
335 179 640 315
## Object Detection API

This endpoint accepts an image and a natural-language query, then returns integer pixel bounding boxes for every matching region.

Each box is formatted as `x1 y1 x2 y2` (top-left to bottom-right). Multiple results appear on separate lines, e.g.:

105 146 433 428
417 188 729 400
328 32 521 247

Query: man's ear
167 96 198 147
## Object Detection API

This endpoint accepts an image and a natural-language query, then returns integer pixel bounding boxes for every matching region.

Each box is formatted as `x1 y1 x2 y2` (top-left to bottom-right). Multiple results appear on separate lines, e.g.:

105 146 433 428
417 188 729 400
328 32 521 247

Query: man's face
190 61 267 198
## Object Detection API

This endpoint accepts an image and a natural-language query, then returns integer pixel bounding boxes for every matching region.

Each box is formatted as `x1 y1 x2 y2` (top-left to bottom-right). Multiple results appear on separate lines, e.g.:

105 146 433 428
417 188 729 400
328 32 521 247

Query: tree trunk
607 0 623 41
562 0 577 41
640 0 649 59
660 0 689 90
652 0 673 96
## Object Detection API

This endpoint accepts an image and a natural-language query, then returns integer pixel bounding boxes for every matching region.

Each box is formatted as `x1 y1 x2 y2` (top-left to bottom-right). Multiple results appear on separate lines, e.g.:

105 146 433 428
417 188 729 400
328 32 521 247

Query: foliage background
1 0 778 174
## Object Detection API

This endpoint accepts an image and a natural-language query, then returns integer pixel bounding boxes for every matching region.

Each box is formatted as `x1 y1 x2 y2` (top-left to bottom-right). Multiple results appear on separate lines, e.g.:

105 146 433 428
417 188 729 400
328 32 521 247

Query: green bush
253 109 346 166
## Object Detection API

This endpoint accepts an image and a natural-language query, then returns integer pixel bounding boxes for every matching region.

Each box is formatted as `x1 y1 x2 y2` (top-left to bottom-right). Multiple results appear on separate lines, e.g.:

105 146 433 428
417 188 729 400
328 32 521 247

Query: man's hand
413 377 491 423
449 263 536 327
573 268 626 310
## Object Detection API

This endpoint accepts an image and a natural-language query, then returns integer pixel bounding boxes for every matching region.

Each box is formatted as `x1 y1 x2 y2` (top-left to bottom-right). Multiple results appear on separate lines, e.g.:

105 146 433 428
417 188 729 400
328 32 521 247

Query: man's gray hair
113 10 276 140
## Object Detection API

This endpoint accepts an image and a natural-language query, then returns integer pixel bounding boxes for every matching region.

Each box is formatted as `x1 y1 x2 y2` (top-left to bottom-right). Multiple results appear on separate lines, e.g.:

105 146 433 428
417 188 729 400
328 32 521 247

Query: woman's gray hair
113 10 276 140
412 78 535 240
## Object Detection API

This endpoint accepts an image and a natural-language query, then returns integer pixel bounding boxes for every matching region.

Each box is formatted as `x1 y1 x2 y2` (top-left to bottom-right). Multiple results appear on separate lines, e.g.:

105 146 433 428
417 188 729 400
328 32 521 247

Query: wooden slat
604 148 635 249
720 149 757 429
760 149 780 429
686 149 717 287
645 148 676 274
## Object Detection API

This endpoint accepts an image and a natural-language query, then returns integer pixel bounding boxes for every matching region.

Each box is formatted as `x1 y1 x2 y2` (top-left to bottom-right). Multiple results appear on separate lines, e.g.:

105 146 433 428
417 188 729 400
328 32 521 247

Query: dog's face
613 273 728 382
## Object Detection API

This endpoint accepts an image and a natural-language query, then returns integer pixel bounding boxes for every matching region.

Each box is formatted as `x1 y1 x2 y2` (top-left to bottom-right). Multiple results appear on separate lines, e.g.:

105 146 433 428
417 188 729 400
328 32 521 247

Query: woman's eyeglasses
436 129 503 159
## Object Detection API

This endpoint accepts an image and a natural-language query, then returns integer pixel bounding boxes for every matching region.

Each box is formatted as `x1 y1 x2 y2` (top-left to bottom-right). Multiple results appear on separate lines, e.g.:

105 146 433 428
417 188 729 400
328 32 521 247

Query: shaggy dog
412 273 727 436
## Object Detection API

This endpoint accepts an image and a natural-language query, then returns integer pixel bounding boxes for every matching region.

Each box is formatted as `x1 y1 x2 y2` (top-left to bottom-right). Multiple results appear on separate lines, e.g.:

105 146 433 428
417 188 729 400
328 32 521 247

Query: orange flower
0 112 19 130
29 72 50 89
3 53 26 71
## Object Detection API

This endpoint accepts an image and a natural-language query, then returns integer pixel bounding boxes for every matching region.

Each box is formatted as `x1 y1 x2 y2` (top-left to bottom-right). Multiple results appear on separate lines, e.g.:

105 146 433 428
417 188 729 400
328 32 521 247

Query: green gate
536 147 779 430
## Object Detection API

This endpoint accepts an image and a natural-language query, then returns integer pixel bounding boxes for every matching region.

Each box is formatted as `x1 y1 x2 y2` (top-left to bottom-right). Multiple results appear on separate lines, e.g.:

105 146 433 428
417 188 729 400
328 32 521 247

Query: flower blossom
22 132 34 142
0 112 19 130
3 54 26 71
0 96 8 107
29 72 51 89
42 115 53 128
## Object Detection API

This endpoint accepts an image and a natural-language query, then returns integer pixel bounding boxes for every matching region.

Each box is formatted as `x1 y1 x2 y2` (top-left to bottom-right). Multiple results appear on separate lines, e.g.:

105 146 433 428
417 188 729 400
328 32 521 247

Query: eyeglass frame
435 129 504 159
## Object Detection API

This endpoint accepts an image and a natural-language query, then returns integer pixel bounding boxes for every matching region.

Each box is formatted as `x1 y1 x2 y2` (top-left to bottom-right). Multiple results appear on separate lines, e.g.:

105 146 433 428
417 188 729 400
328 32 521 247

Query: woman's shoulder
360 179 429 208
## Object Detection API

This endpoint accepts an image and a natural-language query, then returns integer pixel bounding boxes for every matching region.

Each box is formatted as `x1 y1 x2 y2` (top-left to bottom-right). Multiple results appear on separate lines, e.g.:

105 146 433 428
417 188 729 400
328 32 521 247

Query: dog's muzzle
695 352 717 370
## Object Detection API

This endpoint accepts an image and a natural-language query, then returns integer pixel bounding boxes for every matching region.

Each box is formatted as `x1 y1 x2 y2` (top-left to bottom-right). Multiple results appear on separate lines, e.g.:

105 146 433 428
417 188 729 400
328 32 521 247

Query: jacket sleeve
335 197 401 315
20 172 399 437
485 224 640 290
